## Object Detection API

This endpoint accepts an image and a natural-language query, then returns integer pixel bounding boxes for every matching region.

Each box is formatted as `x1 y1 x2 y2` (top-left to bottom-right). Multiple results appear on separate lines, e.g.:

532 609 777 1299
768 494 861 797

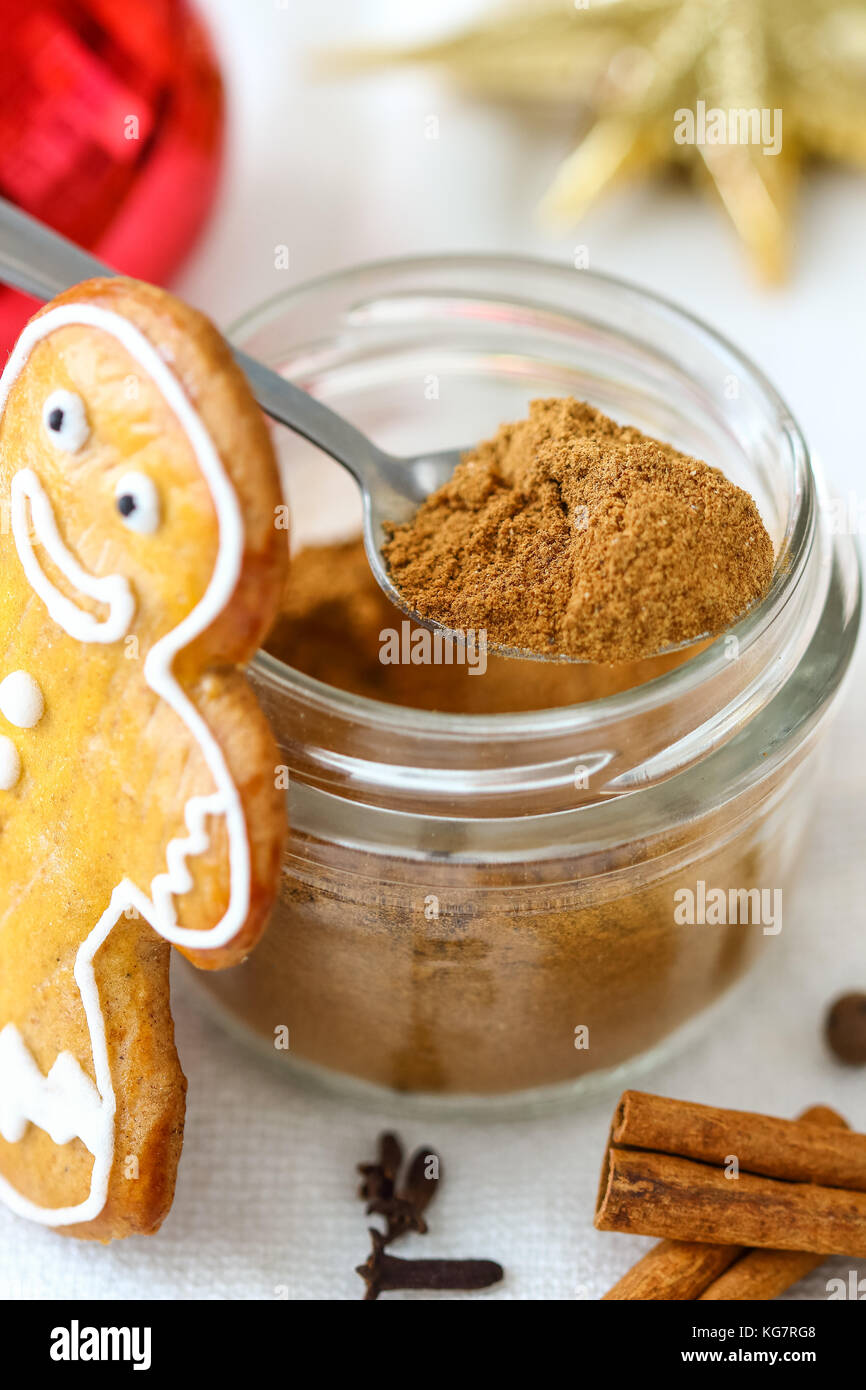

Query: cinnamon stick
602 1239 743 1301
697 1104 850 1299
698 1248 825 1301
597 1112 866 1258
602 1104 845 1300
610 1091 866 1190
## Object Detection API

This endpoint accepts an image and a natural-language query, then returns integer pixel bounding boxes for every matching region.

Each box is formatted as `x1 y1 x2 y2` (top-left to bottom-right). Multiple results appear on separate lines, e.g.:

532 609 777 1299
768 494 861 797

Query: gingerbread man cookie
0 279 288 1240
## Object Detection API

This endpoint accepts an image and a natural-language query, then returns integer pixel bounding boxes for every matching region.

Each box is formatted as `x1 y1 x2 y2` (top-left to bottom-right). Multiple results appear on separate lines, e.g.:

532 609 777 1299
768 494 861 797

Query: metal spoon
0 200 710 667
0 199 501 650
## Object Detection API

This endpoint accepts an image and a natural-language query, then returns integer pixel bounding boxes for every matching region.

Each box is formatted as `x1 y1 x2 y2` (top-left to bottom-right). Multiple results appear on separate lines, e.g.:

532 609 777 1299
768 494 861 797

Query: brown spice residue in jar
264 536 700 714
201 830 773 1095
381 397 775 663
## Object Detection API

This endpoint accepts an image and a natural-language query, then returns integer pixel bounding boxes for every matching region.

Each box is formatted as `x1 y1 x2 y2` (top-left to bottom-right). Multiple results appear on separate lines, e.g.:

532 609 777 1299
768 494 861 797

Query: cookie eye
42 389 90 453
114 472 160 534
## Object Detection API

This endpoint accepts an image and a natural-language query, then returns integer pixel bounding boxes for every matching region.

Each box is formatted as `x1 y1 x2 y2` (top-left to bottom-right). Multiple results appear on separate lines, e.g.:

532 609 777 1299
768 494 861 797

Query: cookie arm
167 668 286 973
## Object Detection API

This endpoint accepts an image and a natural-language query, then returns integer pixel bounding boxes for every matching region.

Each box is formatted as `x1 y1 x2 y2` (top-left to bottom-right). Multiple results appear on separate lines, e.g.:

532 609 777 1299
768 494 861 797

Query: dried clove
354 1134 503 1298
402 1146 441 1221
356 1228 503 1301
357 1131 403 1205
366 1144 442 1241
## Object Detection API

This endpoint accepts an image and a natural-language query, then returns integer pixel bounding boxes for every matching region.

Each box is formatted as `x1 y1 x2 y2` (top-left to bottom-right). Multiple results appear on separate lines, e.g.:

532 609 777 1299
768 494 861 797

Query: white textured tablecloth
2 0 866 1300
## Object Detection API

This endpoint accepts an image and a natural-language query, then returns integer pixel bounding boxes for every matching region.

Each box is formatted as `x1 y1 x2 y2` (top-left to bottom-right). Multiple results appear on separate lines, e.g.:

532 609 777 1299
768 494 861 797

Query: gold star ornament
334 0 866 282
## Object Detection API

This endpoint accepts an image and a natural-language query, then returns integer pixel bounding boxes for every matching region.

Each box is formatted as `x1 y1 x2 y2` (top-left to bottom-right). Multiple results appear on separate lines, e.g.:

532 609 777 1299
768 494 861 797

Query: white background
2 0 866 1300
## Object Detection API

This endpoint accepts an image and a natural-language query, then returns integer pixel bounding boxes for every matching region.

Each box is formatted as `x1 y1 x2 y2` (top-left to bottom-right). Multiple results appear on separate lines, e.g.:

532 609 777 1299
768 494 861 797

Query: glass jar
187 256 861 1111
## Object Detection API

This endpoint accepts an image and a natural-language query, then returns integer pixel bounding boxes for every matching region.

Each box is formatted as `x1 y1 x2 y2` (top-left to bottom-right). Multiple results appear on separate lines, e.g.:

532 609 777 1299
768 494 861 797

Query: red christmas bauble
0 0 225 354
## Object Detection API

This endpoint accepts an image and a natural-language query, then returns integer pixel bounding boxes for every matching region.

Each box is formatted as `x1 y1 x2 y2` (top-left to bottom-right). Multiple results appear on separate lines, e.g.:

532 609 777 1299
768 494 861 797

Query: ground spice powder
264 536 699 711
382 397 774 663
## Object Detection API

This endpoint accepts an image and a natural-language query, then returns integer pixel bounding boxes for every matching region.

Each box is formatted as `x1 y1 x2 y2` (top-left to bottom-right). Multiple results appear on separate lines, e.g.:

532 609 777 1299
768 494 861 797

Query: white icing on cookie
114 471 161 534
42 389 90 454
11 470 135 644
151 792 225 922
0 302 251 1228
0 1025 105 1153
0 736 20 790
0 671 44 729
0 900 117 1227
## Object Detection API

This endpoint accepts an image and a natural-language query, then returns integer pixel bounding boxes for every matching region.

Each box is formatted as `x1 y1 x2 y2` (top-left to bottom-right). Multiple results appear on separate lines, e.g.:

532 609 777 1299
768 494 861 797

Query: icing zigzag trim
150 792 227 927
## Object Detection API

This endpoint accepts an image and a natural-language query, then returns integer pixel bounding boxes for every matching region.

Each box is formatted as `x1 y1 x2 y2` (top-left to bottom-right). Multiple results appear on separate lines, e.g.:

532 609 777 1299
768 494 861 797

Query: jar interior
238 262 831 818
260 274 790 542
253 270 794 715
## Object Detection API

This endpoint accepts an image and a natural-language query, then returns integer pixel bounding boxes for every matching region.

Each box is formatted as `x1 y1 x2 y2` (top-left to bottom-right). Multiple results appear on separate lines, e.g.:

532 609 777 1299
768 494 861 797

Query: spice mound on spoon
382 397 775 665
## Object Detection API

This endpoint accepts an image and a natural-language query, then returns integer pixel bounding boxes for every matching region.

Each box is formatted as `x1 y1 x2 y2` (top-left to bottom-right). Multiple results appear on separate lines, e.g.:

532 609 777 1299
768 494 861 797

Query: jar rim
239 252 815 738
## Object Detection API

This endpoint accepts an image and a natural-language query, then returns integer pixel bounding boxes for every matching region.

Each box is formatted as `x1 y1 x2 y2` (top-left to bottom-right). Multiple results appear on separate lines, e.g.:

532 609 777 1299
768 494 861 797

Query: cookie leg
63 903 187 1241
0 899 186 1240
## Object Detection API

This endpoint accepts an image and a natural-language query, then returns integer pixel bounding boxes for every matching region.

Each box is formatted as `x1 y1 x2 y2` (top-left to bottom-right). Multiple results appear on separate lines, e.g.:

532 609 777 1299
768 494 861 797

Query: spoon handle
0 197 386 486
0 198 109 300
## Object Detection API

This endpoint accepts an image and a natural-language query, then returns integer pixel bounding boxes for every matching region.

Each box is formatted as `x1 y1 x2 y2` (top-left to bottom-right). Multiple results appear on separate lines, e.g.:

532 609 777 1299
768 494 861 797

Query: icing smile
10 468 135 644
